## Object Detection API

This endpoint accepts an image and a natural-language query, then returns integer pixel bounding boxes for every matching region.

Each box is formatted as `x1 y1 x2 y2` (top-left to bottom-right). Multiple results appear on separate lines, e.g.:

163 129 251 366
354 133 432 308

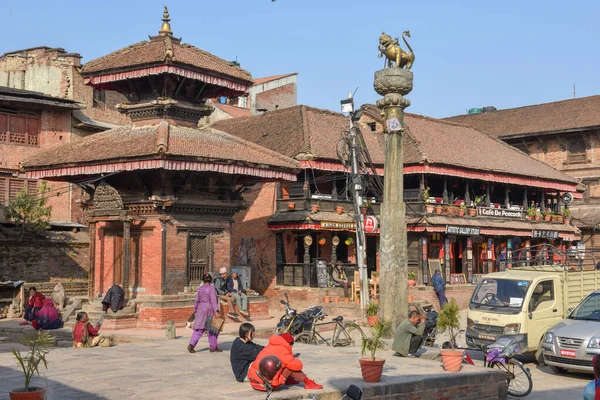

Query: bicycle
294 311 364 347
458 338 532 397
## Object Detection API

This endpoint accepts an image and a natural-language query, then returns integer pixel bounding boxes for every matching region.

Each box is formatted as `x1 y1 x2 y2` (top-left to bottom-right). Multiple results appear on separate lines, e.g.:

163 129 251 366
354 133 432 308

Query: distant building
445 95 600 251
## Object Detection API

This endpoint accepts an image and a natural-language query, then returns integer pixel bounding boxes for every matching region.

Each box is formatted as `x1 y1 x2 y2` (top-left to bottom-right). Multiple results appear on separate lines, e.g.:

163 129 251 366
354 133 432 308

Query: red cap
280 332 294 345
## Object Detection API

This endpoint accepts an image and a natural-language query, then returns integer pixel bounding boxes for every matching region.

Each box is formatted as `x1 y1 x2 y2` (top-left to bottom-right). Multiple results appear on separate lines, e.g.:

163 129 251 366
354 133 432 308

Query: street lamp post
340 95 369 319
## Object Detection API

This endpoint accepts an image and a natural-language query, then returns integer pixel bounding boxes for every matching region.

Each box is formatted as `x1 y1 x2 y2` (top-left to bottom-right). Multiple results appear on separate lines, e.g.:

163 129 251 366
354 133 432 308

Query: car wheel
535 339 545 366
550 365 567 374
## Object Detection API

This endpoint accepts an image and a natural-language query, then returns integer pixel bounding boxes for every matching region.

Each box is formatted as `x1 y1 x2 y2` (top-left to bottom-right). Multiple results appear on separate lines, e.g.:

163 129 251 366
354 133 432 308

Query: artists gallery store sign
477 207 524 219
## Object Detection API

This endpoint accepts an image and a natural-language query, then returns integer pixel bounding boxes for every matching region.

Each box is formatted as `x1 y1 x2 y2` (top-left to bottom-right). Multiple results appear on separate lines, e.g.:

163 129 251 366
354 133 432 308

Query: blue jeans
436 290 448 309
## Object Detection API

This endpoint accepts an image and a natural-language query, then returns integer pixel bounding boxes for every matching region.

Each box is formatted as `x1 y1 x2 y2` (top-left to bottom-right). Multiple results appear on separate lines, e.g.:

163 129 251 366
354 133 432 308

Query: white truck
466 260 600 363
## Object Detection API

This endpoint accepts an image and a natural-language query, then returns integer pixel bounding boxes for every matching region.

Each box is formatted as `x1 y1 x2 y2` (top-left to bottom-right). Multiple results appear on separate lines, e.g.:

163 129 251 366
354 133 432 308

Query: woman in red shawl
22 287 45 325
32 298 63 330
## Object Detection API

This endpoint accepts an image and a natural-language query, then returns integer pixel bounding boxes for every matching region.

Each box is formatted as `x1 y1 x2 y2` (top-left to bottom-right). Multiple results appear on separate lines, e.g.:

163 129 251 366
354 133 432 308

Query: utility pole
373 31 415 332
341 94 369 320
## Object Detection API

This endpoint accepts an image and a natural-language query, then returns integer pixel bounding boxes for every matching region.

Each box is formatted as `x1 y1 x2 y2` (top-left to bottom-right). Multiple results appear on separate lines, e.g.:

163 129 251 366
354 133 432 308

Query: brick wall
0 232 89 282
255 83 296 112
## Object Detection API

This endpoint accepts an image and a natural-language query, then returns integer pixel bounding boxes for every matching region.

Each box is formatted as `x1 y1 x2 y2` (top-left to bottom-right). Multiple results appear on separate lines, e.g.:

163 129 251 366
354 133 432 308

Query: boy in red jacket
248 333 322 391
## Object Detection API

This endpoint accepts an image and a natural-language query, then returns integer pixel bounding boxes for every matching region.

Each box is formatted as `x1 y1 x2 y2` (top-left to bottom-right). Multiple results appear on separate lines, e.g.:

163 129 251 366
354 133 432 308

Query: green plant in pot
366 301 379 327
437 298 463 372
10 331 55 400
356 320 391 383
407 270 417 287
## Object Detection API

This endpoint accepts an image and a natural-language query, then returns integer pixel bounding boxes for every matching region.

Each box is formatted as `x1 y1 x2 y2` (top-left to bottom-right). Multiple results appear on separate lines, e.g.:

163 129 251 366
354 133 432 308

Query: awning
72 110 120 131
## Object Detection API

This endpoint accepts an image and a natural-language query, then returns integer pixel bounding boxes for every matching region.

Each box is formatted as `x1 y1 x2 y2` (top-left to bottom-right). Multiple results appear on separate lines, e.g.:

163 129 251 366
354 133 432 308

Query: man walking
227 272 249 317
392 310 426 358
432 269 448 309
214 267 238 318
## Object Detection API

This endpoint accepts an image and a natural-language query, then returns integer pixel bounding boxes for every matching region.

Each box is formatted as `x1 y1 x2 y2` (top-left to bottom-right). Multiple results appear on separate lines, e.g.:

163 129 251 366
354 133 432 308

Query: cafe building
215 103 581 296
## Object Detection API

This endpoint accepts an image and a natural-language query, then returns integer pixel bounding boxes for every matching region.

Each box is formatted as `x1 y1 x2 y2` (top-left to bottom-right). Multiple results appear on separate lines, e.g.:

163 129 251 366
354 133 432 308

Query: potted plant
355 293 360 305
534 211 542 221
562 207 571 224
360 199 372 215
335 205 344 214
437 298 463 372
458 203 467 217
10 331 55 400
334 297 340 304
287 201 295 211
366 301 379 327
318 237 327 246
434 204 443 214
407 271 417 287
323 289 331 303
357 320 392 383
526 203 536 220
556 213 563 223
345 237 353 246
311 204 320 213
542 209 552 222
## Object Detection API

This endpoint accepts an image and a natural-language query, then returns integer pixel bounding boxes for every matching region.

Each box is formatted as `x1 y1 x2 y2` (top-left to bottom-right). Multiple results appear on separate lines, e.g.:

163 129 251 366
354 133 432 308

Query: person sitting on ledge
331 261 349 298
21 287 45 325
392 310 426 358
227 272 249 317
32 298 63 330
230 323 264 382
248 333 323 391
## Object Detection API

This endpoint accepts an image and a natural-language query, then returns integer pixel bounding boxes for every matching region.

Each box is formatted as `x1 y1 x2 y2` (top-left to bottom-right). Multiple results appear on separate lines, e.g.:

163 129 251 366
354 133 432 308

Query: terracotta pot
360 207 368 215
355 299 360 304
374 298 380 304
359 358 386 383
564 218 570 225
408 280 416 287
544 215 551 222
334 297 340 303
435 206 442 214
534 215 541 221
408 295 414 302
367 315 380 327
311 205 319 213
440 349 463 372
9 388 46 400
426 204 435 213
458 209 465 216
323 296 331 303
344 298 350 303
336 206 344 214
557 216 563 223
468 208 477 217
525 215 531 220
551 216 558 222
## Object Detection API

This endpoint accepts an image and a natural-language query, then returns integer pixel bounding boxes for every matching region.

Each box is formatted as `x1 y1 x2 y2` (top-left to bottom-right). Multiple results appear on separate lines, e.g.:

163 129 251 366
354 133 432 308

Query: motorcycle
276 292 325 335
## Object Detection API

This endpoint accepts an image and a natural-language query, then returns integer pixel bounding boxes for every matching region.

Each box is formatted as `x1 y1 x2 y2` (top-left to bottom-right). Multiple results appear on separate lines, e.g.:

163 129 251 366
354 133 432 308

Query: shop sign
532 230 559 239
477 207 524 219
445 225 481 236
364 216 379 233
321 221 356 230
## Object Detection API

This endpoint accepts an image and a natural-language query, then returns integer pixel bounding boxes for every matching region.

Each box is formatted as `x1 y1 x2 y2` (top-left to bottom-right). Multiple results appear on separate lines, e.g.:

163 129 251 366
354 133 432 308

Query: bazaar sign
321 221 356 230
445 225 481 236
532 230 559 239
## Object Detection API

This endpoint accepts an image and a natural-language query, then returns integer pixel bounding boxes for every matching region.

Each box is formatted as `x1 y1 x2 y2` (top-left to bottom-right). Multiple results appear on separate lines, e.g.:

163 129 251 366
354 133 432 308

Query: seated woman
32 298 63 330
72 311 103 348
21 287 45 325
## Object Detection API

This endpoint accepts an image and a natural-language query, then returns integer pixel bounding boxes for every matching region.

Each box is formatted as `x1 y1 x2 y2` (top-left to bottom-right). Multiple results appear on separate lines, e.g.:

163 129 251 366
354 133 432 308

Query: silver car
541 289 600 374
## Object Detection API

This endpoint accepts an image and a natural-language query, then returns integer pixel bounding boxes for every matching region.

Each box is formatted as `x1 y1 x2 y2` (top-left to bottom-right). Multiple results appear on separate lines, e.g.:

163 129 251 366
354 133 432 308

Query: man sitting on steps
213 267 238 319
227 272 249 317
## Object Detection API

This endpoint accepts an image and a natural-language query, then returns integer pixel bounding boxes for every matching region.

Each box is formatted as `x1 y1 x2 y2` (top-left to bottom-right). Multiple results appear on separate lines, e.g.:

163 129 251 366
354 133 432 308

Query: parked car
541 289 600 374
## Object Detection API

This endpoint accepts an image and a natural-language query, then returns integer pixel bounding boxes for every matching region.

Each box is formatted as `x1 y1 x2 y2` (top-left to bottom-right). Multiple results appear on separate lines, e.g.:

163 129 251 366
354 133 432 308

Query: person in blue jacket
431 269 448 309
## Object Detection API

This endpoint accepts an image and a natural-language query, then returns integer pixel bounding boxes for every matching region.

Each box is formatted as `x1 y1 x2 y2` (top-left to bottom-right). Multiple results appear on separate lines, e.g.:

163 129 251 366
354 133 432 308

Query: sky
2 0 600 118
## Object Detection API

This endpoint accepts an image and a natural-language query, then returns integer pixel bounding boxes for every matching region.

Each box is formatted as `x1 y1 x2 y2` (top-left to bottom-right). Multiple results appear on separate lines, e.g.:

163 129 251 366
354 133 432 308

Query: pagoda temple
22 7 298 328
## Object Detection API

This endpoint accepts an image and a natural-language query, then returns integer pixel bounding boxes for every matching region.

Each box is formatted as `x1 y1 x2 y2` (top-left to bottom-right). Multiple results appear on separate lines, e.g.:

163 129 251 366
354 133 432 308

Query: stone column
88 222 97 298
123 219 131 298
374 67 413 330
160 216 169 295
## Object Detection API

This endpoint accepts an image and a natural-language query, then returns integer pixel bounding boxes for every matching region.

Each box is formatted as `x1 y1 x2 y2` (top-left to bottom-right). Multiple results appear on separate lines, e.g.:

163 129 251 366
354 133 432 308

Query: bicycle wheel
332 322 364 347
294 332 318 345
491 358 532 397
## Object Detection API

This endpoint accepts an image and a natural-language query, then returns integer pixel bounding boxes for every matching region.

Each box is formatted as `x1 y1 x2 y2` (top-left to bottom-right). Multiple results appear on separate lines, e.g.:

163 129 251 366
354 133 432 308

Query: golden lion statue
378 30 415 70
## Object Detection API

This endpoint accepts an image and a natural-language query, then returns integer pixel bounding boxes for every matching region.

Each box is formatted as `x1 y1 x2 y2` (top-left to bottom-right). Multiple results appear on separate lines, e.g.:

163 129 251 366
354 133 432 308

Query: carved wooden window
567 139 586 164
187 233 210 283
0 178 38 206
367 122 377 132
0 112 39 146
92 88 106 109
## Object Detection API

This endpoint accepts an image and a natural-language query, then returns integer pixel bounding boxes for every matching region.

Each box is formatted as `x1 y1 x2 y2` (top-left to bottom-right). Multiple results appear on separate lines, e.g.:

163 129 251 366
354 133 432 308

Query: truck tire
535 339 545 366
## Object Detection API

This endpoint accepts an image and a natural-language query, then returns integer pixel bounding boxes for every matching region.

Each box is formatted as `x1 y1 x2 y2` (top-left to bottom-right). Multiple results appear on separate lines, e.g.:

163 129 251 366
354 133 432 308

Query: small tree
12 331 55 391
361 320 391 360
437 298 461 350
6 181 52 241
